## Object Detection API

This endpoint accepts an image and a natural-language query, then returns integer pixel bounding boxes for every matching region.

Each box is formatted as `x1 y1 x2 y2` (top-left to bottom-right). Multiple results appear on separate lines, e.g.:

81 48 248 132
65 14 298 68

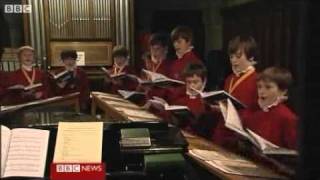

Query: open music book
1 125 49 178
146 96 190 111
101 67 127 80
189 149 283 178
50 70 74 82
193 88 245 109
219 99 298 155
127 69 185 87
144 96 194 119
7 83 43 91
118 90 146 102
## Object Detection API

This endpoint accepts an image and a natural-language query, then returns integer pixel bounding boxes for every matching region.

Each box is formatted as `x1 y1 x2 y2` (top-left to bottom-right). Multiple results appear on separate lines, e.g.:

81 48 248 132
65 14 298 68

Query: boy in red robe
50 49 90 111
167 26 203 102
169 26 202 80
103 45 136 94
212 35 259 148
241 67 297 149
5 46 49 105
140 33 172 100
169 63 216 138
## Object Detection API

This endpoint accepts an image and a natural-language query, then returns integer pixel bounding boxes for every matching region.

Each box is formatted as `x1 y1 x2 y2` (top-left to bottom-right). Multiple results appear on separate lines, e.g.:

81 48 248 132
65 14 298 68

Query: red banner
50 163 106 180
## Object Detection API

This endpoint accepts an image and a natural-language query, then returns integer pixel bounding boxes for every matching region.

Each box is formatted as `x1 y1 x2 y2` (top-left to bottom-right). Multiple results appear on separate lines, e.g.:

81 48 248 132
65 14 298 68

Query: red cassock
169 51 202 81
167 51 203 103
51 67 90 109
145 59 173 100
172 91 217 138
241 103 298 149
223 71 258 108
103 66 137 94
212 70 258 148
4 68 50 105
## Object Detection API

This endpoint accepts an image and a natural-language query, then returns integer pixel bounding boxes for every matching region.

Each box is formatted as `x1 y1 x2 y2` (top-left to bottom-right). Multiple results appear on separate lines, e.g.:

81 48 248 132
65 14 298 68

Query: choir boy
5 46 49 105
103 45 136 93
241 67 297 149
167 26 203 102
142 33 172 99
171 63 216 138
212 35 258 148
169 26 202 80
50 49 89 110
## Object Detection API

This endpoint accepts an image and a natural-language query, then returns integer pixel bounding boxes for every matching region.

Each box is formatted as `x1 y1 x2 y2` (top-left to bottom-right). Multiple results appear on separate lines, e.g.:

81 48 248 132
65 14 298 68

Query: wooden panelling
49 41 113 66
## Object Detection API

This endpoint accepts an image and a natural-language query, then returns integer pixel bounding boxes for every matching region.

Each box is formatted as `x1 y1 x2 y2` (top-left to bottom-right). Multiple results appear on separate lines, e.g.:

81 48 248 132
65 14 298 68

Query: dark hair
142 51 151 61
257 67 293 91
149 33 169 47
112 45 129 58
182 63 207 80
60 49 77 60
171 26 193 43
228 35 257 60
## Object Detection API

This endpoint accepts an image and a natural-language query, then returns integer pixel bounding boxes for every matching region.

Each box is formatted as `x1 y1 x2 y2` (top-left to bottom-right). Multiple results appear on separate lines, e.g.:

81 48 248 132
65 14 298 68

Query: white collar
233 65 255 77
177 46 194 59
259 96 287 112
22 64 33 71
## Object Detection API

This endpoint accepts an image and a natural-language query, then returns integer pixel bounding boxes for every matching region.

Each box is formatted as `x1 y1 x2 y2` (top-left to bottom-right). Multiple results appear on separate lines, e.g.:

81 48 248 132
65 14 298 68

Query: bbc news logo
56 164 103 173
4 4 32 13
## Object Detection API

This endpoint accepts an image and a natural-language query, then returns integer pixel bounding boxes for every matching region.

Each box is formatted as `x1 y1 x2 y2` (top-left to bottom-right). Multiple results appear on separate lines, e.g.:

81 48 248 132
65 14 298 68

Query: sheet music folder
107 121 188 154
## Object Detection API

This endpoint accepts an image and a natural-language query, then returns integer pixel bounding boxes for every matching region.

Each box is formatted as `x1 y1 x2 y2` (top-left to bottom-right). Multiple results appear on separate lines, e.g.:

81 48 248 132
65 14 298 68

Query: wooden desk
183 131 287 180
91 91 161 122
90 91 288 180
0 92 80 114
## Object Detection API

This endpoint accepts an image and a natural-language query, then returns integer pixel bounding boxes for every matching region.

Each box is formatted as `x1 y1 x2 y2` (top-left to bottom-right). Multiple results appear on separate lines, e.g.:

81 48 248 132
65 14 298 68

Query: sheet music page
152 96 167 105
165 104 189 111
246 128 279 150
115 107 160 119
24 83 43 90
189 149 249 163
207 160 258 175
53 122 103 163
118 90 133 99
127 116 156 122
200 90 223 98
225 99 243 130
3 128 49 178
142 69 167 81
1 126 11 178
218 100 228 120
222 99 250 138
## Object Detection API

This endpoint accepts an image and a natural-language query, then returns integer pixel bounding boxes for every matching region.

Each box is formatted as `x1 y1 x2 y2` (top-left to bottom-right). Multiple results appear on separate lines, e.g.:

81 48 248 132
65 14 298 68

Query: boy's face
114 56 128 67
19 50 34 66
173 37 191 56
229 49 252 74
150 44 167 63
257 80 286 106
144 57 152 70
186 74 204 94
62 58 76 70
